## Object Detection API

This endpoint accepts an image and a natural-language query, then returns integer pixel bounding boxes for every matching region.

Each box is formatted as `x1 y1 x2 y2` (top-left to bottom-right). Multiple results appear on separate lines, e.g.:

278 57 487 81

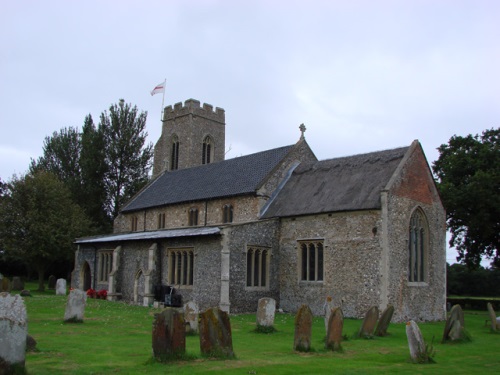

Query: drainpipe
93 246 97 290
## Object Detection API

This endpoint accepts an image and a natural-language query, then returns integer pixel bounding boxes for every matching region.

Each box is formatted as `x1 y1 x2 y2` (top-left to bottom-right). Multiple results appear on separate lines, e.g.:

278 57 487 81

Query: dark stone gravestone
406 320 425 363
11 277 24 291
358 306 379 338
294 304 313 352
442 304 466 342
325 307 343 351
0 293 27 374
375 304 394 336
1 277 10 293
152 307 185 361
26 335 37 352
48 275 56 290
199 307 234 358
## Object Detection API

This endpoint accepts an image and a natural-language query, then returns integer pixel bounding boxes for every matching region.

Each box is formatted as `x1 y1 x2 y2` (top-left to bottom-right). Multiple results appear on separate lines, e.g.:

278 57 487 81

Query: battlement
163 99 225 123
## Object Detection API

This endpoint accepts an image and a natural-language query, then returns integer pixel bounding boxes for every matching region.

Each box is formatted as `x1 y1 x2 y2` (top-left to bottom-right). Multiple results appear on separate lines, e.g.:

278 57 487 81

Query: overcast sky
1 0 498 264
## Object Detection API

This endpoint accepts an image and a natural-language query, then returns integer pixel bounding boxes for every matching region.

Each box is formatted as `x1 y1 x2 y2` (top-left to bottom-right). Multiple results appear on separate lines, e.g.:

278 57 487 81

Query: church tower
152 99 226 176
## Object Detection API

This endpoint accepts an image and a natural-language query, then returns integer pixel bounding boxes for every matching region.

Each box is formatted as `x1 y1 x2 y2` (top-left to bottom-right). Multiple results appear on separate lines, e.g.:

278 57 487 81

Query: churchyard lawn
22 284 499 374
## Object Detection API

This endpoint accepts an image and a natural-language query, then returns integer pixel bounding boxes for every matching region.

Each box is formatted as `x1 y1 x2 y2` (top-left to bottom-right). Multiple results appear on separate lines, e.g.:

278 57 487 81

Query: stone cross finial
299 123 306 139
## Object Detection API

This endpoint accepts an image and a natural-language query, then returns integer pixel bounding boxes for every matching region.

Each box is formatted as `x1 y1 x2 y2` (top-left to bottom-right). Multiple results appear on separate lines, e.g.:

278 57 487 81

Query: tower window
222 204 233 223
171 134 179 170
202 136 213 165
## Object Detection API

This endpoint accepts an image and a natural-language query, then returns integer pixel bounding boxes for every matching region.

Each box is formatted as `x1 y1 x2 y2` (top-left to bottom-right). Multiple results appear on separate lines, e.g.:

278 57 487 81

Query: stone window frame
202 135 213 165
167 247 194 289
97 250 113 283
171 134 179 170
245 245 271 291
130 216 138 231
157 212 166 229
408 207 429 285
222 203 234 223
188 207 199 226
298 239 324 283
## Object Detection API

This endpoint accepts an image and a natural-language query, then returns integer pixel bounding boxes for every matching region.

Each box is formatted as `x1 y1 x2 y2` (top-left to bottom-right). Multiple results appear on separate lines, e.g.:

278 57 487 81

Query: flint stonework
294 304 313 352
256 297 276 327
325 307 343 351
64 289 87 322
375 304 394 336
56 279 67 295
199 307 234 358
152 308 185 361
184 301 199 333
0 293 27 374
358 306 379 338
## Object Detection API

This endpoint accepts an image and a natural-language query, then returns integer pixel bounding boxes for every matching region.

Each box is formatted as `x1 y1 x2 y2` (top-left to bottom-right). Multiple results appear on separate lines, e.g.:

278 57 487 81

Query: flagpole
160 78 166 122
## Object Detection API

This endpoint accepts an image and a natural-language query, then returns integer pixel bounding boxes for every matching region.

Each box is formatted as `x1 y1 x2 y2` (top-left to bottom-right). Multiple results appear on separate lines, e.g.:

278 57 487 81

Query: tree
433 128 500 268
0 171 91 291
100 99 153 218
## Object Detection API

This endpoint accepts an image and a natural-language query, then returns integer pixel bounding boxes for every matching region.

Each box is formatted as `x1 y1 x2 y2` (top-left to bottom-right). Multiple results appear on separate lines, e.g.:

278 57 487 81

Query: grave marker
375 304 394 336
358 306 379 338
183 301 199 333
0 293 27 374
64 289 87 323
152 307 185 361
325 307 343 351
199 307 234 358
294 304 313 352
56 279 67 295
256 297 276 328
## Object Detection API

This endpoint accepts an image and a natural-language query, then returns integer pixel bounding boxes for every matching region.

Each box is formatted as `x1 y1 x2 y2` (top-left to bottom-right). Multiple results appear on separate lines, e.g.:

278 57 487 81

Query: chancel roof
261 145 410 218
121 145 295 213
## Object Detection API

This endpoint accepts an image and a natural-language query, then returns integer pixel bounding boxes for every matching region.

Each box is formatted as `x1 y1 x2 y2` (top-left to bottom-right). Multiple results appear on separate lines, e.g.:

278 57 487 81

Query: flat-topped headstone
183 301 199 333
487 303 499 331
64 289 87 322
152 307 185 361
294 304 313 352
442 304 465 342
56 278 67 295
0 293 27 374
11 277 24 291
199 307 234 358
406 320 425 363
375 304 394 336
358 306 379 338
48 275 56 289
325 307 343 351
323 296 335 333
256 297 276 328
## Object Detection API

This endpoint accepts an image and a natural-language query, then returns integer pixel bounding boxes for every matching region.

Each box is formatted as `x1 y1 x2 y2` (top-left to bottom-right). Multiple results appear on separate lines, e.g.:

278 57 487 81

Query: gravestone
294 304 313 352
1 277 10 292
152 307 185 361
325 307 343 351
442 304 465 342
56 278 67 295
64 289 87 323
199 307 234 358
0 293 27 374
323 296 335 333
48 275 56 290
487 303 500 331
26 335 37 352
11 277 24 291
183 301 199 333
256 297 276 328
375 304 394 336
406 320 425 363
358 306 379 338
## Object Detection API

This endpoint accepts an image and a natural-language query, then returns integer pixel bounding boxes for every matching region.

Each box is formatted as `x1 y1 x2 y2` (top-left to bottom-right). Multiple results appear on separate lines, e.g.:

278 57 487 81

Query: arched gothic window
408 208 428 282
202 136 213 164
171 134 179 170
223 204 233 223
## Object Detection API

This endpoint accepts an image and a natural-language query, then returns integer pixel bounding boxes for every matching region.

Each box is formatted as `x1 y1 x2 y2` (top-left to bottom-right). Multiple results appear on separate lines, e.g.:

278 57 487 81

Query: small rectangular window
188 208 198 226
158 213 166 229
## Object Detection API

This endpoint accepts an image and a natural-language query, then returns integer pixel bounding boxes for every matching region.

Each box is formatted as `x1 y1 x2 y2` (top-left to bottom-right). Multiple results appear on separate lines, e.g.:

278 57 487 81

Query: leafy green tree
433 128 500 268
0 171 91 291
100 99 153 218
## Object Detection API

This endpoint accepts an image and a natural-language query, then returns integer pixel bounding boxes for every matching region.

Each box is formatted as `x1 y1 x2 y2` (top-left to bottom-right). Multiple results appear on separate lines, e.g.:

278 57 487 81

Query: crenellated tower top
163 99 225 124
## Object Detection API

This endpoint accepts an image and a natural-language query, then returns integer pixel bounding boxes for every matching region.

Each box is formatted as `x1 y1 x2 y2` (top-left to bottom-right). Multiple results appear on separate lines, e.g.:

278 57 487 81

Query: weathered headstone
11 277 24 291
442 304 465 342
48 275 56 290
375 304 394 336
406 320 425 363
294 304 313 352
56 278 67 295
358 306 379 338
325 307 343 351
199 307 234 358
487 302 500 331
0 293 27 374
323 296 335 333
1 277 10 292
183 301 199 333
64 289 87 323
256 297 276 328
152 307 185 361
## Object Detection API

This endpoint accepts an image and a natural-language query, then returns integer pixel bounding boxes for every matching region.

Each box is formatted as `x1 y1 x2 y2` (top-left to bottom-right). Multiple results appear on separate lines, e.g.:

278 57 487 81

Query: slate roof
261 145 410 218
121 145 295 213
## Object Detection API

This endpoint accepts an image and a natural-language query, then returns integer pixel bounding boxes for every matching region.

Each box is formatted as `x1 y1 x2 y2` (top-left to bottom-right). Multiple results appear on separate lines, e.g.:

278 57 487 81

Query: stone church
73 98 446 322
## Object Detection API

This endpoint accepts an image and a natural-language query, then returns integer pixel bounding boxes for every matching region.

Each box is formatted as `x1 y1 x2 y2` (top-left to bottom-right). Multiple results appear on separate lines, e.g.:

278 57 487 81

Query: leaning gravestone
294 304 313 352
0 293 27 374
199 307 234 358
11 277 24 291
256 297 276 328
1 277 10 292
48 275 56 290
64 289 87 323
406 320 425 363
183 301 199 333
325 307 343 351
56 278 67 295
375 304 394 337
487 303 500 331
358 306 379 338
323 296 335 333
152 307 185 361
442 304 466 342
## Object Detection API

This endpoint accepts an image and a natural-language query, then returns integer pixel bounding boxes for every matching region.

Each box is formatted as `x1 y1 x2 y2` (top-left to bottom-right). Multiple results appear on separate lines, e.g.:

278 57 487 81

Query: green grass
19 284 500 374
